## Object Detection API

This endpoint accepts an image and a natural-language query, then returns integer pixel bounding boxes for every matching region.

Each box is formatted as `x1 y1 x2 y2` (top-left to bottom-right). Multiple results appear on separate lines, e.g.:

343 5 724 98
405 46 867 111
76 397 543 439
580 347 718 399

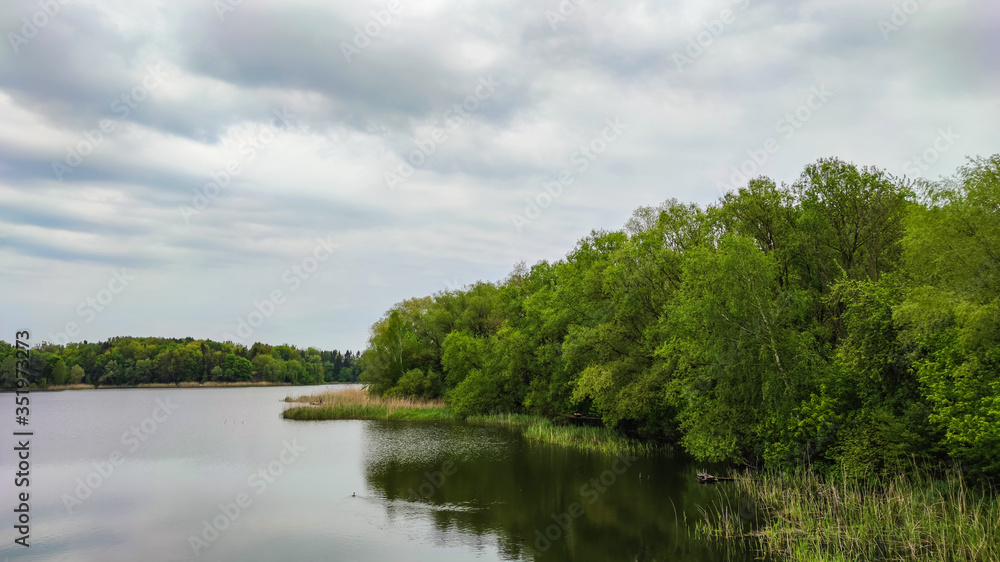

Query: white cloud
0 0 995 350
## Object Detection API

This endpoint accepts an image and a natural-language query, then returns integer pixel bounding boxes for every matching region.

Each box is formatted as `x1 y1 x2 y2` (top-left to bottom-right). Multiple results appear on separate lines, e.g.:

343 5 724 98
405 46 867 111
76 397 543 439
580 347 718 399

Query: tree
69 365 85 385
51 358 68 386
252 354 283 382
221 353 253 382
0 356 17 388
100 360 122 386
897 155 1000 476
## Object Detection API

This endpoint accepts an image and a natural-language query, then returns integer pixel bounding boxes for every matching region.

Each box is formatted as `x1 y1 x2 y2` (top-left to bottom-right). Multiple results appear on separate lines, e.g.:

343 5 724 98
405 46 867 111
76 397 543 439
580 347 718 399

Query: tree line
0 337 361 387
359 155 1000 479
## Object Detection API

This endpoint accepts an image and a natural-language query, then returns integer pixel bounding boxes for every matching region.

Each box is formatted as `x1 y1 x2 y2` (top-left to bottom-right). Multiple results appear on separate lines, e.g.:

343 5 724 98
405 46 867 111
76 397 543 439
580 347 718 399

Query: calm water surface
0 385 753 561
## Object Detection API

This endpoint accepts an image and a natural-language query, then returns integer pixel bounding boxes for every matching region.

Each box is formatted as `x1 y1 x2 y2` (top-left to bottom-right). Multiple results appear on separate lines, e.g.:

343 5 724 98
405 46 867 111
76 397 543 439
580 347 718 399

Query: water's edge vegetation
11 381 345 392
697 469 999 562
0 337 364 388
6 155 998 561
282 387 659 456
344 155 999 561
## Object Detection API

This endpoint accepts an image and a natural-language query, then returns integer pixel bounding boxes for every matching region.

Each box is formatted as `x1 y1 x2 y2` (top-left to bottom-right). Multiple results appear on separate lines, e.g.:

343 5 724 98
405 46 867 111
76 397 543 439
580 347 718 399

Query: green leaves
355 154 1000 478
896 155 1000 477
220 353 253 382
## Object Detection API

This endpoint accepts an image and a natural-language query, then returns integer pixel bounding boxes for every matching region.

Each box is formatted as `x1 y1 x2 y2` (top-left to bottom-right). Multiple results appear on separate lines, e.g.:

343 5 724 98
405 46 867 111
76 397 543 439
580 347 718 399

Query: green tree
0 356 17 388
897 155 1000 476
221 353 253 382
69 365 85 385
51 358 68 386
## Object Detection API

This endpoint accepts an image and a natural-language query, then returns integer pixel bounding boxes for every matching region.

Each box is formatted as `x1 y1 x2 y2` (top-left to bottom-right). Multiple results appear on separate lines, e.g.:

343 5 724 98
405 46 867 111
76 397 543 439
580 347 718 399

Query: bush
448 369 519 417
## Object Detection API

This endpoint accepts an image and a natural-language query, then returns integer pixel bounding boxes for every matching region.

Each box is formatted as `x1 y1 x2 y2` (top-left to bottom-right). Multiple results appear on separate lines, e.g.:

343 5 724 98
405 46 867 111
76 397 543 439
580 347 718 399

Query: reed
200 381 283 387
283 387 452 421
468 414 662 456
698 468 1000 561
284 388 664 456
37 384 95 391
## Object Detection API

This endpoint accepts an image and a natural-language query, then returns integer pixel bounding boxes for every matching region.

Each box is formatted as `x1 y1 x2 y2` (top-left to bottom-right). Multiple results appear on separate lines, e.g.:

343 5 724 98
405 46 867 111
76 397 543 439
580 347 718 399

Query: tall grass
283 387 453 421
468 413 662 456
283 389 662 456
200 381 284 387
699 468 1000 561
36 384 96 391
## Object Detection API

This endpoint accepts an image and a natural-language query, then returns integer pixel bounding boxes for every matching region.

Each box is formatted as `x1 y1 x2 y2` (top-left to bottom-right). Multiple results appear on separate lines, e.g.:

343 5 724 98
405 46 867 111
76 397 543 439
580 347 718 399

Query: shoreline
281 388 663 457
698 469 1000 561
2 381 357 392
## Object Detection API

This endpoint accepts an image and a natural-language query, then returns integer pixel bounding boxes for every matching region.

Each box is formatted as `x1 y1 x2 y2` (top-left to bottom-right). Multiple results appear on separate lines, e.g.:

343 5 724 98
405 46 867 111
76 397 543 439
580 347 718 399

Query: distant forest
359 155 1000 479
0 337 361 387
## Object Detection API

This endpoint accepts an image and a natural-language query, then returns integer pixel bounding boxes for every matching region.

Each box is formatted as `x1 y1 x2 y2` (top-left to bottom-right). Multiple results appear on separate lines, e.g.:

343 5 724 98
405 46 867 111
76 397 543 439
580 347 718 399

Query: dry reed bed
283 387 449 421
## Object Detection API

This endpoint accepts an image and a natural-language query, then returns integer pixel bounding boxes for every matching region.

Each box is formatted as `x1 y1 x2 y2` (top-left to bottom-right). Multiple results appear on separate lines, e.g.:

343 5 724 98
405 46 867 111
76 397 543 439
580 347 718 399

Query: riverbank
13 381 348 392
698 469 1000 561
282 388 660 456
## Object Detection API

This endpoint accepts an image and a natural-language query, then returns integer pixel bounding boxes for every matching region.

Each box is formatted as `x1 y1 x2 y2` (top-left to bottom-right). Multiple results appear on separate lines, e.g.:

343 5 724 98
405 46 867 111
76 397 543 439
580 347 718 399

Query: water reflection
361 420 753 562
0 386 753 561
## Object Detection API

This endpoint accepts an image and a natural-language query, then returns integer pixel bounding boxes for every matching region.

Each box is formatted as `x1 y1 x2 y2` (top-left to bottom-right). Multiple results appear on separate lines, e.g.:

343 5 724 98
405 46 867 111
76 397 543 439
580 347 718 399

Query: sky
0 0 996 352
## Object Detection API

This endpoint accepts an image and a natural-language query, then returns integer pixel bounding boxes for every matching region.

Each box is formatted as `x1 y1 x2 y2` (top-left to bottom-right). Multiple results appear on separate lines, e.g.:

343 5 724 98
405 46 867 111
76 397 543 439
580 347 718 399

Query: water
0 385 753 561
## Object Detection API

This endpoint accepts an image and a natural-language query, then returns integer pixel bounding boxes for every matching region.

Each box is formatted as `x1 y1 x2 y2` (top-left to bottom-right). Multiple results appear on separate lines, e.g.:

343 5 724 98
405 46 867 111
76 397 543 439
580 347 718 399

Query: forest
358 155 1000 479
0 336 361 387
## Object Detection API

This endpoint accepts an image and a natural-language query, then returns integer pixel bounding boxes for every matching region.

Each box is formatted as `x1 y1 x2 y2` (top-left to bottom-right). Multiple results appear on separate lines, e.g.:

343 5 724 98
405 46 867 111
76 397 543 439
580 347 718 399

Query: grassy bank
698 469 1000 561
283 387 453 421
283 388 661 456
18 381 325 391
463 413 660 456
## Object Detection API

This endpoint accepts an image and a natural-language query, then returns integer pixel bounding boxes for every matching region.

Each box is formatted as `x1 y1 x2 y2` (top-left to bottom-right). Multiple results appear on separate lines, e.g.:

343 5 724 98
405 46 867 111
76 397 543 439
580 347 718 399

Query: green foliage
68 364 85 384
389 368 441 399
896 155 1000 478
220 353 253 382
448 368 517 417
51 358 68 386
355 155 1000 479
0 336 359 389
703 468 1000 561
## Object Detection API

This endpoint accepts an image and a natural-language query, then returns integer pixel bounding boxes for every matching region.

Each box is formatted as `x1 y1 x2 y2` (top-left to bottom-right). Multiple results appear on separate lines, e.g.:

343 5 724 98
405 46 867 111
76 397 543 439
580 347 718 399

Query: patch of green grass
466 413 663 457
283 388 665 456
283 387 453 421
698 468 1000 561
283 403 455 421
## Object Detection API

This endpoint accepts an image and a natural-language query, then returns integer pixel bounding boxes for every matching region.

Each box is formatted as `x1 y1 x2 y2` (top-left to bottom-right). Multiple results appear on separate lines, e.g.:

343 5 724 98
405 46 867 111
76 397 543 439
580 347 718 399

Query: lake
0 385 754 561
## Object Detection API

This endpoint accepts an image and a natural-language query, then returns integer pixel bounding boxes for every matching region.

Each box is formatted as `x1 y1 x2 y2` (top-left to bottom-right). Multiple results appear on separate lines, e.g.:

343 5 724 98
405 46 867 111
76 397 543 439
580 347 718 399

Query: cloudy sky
0 0 995 351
